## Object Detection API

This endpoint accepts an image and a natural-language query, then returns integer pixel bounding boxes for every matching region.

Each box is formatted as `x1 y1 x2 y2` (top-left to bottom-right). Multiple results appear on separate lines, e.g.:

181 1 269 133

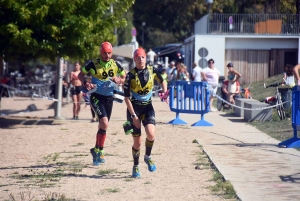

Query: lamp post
206 0 213 14
142 22 146 47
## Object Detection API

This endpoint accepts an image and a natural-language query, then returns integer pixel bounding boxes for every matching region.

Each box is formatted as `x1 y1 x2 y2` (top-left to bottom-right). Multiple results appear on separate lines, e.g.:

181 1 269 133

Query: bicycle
263 82 286 120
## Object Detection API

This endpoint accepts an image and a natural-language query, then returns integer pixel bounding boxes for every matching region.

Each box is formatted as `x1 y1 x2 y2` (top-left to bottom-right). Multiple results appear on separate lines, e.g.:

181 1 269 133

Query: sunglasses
208 62 214 64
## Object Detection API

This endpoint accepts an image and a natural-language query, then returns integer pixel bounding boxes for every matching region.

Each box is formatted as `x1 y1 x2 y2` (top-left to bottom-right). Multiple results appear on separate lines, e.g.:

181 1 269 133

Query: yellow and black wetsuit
82 58 125 120
123 65 164 136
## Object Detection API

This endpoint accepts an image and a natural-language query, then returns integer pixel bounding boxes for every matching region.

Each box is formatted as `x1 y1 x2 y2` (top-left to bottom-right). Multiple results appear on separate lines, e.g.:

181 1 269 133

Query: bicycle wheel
276 100 286 120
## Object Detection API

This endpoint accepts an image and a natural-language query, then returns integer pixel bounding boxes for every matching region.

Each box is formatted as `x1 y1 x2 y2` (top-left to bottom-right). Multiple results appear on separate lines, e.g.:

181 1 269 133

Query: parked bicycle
263 82 289 120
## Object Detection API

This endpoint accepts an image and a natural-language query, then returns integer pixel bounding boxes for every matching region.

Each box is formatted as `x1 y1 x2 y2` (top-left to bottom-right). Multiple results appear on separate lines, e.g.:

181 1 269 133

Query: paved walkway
1 97 300 201
165 112 300 201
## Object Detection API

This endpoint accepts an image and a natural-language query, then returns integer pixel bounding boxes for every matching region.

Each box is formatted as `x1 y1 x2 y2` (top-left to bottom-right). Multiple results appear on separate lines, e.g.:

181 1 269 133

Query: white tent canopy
113 42 137 59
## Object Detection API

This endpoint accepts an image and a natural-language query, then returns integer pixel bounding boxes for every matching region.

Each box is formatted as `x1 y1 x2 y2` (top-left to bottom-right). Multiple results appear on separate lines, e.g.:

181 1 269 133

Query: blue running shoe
144 157 156 172
99 151 105 163
90 148 100 166
132 166 140 178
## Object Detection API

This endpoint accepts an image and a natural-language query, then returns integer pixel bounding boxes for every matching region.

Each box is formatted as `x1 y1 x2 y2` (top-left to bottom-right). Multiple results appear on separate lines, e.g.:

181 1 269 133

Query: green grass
71 143 84 147
105 188 120 193
243 74 293 142
9 151 89 189
209 172 237 199
216 74 294 144
192 139 199 143
96 169 117 175
196 146 238 200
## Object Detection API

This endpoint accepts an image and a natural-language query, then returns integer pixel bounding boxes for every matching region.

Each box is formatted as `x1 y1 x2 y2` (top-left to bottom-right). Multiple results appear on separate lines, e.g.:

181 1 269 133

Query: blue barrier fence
168 81 213 126
278 86 300 148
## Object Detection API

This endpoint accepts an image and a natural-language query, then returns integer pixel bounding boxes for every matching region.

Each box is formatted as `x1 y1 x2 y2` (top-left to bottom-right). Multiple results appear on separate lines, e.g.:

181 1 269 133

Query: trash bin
278 88 292 110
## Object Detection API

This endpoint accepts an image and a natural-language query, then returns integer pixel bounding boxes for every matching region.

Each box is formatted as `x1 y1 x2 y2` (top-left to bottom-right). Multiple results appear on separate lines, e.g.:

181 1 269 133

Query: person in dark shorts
123 48 167 178
70 62 83 120
79 42 126 166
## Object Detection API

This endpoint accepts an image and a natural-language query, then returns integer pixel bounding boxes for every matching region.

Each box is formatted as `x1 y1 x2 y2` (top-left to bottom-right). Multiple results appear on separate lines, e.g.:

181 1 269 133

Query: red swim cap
100 42 113 53
134 48 146 59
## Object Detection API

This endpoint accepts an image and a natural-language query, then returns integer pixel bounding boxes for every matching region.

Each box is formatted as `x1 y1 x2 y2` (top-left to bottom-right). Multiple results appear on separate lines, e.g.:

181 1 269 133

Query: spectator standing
167 61 176 83
226 62 241 99
147 48 157 65
292 64 300 85
283 64 295 88
201 59 220 112
192 62 202 82
70 62 83 120
222 80 241 107
176 62 190 81
161 69 168 84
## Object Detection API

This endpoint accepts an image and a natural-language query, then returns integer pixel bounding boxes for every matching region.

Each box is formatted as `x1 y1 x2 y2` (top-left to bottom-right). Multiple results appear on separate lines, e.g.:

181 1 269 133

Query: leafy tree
132 0 237 47
117 8 134 46
0 0 134 62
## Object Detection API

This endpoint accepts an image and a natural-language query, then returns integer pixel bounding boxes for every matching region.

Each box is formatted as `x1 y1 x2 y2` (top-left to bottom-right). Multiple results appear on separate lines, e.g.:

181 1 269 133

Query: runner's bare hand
132 117 141 129
85 82 95 90
111 76 122 85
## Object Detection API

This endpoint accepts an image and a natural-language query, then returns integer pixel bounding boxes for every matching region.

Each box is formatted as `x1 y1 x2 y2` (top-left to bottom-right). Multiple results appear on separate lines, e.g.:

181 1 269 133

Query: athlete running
123 48 167 178
79 42 126 166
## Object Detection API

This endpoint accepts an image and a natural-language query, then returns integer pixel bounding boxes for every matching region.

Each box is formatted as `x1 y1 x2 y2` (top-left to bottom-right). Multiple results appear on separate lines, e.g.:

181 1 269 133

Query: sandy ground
0 97 225 201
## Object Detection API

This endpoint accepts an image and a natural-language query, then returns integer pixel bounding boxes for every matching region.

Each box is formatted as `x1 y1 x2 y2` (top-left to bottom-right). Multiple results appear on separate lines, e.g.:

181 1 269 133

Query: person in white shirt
283 64 295 88
201 59 220 112
192 62 202 82
147 48 157 65
167 61 176 83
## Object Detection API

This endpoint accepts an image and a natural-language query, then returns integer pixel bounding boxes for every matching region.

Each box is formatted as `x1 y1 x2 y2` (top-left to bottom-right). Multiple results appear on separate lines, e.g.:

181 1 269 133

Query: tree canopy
0 0 134 62
132 0 298 48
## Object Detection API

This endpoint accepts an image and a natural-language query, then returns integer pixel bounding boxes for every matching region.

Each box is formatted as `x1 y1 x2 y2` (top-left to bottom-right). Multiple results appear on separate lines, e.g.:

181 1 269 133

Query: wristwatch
131 114 137 118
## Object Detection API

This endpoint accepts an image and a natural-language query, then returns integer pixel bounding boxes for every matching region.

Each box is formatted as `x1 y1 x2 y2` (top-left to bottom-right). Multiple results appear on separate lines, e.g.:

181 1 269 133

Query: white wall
195 35 225 75
226 38 298 49
191 35 300 76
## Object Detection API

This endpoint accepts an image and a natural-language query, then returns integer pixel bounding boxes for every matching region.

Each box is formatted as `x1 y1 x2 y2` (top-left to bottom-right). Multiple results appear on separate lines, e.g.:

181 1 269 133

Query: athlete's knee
97 128 106 135
99 117 109 129
133 137 142 149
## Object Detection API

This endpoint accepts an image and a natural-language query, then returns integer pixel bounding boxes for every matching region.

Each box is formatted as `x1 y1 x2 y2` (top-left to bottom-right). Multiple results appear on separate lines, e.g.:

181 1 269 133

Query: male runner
123 48 167 178
79 42 126 166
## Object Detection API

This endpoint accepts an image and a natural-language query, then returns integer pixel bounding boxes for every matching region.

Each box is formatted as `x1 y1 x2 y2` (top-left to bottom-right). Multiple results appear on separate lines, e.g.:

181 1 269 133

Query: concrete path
162 112 300 201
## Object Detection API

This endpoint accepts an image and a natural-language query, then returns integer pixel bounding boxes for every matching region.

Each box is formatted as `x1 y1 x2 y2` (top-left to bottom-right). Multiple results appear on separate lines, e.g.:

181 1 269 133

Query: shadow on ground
0 117 55 128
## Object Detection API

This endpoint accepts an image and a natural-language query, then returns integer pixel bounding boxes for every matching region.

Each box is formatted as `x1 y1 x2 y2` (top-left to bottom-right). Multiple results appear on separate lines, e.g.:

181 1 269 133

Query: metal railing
207 14 300 35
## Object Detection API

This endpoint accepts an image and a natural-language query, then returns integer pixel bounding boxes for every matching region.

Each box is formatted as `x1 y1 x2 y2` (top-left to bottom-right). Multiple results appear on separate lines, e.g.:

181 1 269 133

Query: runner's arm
80 60 96 88
112 61 126 85
153 67 167 93
123 73 136 115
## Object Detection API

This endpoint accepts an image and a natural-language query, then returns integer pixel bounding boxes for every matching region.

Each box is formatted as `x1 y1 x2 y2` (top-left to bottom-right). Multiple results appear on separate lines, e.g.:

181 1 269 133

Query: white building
184 14 300 85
